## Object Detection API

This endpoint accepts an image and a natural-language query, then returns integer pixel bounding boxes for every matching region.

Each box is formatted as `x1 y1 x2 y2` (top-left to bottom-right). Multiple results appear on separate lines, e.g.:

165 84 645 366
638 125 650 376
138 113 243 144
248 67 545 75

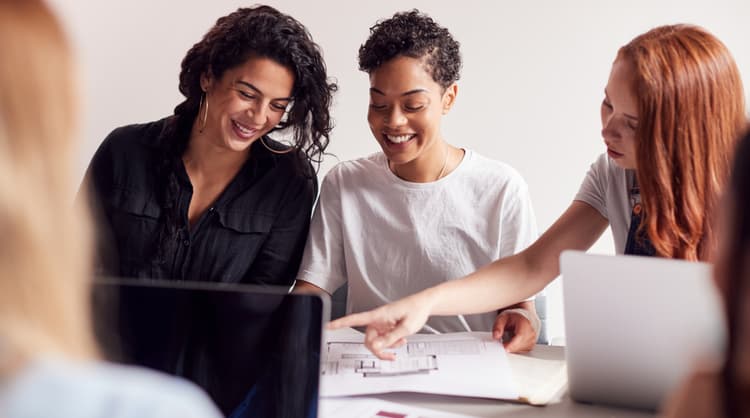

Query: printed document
320 330 518 400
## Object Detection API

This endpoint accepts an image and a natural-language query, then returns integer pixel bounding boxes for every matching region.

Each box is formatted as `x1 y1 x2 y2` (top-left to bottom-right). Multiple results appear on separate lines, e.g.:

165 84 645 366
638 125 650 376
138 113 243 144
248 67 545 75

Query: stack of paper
508 345 568 405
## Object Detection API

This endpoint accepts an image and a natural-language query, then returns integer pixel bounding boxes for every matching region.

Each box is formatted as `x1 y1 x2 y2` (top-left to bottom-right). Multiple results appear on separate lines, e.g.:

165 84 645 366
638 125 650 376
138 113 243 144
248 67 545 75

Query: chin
382 150 410 163
225 137 256 152
612 160 637 170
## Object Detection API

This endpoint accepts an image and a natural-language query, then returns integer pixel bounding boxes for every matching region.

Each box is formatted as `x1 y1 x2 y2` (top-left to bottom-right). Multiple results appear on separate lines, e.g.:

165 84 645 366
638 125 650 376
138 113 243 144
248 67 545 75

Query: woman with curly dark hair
83 5 336 286
295 10 542 353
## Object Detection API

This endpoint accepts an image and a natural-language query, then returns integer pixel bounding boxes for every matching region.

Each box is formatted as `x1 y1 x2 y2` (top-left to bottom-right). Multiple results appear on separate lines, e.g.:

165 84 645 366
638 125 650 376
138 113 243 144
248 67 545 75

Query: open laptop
91 279 329 418
560 250 725 411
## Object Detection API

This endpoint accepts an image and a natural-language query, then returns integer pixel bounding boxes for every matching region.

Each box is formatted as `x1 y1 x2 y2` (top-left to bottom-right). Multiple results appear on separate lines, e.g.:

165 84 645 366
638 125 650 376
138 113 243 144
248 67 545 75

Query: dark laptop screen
92 279 327 418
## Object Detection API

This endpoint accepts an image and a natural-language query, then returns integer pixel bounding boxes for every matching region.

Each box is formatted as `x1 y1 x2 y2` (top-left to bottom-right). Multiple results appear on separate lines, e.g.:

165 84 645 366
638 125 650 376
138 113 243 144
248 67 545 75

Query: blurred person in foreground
0 1 220 416
662 127 750 418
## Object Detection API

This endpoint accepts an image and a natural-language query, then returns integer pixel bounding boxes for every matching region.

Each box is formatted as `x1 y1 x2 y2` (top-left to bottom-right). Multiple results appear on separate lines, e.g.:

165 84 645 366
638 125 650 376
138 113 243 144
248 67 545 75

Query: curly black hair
358 9 461 89
172 5 337 166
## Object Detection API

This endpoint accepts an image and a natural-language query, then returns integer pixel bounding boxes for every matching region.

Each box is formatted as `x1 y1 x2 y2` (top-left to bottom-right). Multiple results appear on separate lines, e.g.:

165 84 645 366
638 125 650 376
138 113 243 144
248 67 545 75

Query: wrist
419 285 444 315
499 308 542 336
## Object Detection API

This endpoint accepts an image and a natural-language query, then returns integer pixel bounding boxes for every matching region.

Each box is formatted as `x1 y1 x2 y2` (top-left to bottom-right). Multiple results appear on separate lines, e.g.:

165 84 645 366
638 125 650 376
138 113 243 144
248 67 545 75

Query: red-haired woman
330 24 747 359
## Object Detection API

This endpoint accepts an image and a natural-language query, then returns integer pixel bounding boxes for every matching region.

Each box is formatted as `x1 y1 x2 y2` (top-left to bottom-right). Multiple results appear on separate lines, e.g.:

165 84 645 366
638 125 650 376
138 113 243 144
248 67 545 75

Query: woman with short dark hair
296 10 541 352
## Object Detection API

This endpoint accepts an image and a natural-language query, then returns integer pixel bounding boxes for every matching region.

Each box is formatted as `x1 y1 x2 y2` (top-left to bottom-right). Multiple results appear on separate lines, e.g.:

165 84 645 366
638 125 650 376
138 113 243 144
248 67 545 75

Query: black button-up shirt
84 117 316 286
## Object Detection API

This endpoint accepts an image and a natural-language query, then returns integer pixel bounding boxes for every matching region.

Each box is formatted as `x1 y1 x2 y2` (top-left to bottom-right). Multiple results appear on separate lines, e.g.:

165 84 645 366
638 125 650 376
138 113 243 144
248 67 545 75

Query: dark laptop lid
92 278 329 418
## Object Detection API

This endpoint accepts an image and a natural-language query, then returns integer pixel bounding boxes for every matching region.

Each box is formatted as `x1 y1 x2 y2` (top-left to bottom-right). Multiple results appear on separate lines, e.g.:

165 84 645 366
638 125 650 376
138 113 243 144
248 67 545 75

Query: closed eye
237 90 256 100
271 102 289 112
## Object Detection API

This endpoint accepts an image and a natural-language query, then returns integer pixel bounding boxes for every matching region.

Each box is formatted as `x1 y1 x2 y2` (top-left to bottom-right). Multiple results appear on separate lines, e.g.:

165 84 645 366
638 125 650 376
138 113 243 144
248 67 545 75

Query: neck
185 129 249 181
391 141 455 183
0 333 33 380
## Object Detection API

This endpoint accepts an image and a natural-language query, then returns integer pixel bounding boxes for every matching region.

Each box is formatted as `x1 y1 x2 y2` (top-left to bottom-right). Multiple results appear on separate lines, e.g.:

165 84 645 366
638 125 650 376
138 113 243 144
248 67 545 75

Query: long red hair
618 25 746 261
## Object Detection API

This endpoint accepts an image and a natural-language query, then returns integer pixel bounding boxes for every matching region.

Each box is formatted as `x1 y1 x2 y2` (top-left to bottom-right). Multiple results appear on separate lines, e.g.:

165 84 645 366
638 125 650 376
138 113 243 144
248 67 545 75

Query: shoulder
101 118 169 152
258 138 315 177
4 359 221 418
321 152 384 186
461 150 529 191
250 138 318 194
578 153 629 193
93 118 170 166
586 153 624 178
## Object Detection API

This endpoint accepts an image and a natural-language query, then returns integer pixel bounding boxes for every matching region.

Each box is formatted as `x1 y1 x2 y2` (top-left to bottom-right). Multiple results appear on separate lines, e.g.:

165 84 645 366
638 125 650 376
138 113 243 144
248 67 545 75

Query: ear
441 82 458 115
200 71 214 93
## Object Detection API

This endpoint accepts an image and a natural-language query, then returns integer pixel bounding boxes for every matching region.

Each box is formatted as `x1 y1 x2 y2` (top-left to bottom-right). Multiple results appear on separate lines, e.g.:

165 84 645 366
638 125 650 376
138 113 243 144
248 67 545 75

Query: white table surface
359 345 657 418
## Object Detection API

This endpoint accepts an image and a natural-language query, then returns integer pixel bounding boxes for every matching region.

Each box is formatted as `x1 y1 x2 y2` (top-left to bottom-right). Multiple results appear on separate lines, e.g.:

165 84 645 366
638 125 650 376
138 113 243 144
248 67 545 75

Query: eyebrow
236 80 292 102
369 87 430 97
603 88 639 121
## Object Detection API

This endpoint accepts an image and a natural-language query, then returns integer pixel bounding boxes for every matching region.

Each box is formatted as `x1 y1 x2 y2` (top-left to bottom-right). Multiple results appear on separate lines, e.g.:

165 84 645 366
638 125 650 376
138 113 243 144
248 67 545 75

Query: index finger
327 310 376 330
365 326 396 360
368 322 412 354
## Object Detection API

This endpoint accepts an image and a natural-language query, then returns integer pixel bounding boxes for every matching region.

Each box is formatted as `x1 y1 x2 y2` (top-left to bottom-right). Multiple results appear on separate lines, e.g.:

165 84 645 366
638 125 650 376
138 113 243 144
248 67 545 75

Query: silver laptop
560 250 725 411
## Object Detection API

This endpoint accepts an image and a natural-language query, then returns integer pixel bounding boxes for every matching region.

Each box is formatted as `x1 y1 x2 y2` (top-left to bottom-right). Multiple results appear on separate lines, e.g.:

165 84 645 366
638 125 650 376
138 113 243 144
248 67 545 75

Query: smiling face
601 58 639 170
367 55 456 171
198 56 294 153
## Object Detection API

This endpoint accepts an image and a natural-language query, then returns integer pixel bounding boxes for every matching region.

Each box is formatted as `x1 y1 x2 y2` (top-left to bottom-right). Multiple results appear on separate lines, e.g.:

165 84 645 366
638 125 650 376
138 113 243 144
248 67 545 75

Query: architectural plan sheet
320 330 519 400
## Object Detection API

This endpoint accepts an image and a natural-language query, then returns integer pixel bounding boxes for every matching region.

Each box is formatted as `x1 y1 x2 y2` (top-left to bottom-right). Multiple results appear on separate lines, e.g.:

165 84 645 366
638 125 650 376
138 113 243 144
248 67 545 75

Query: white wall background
50 0 750 342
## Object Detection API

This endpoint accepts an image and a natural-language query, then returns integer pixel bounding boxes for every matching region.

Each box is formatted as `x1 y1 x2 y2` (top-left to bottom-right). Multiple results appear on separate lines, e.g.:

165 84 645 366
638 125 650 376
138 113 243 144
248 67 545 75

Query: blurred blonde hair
0 0 97 362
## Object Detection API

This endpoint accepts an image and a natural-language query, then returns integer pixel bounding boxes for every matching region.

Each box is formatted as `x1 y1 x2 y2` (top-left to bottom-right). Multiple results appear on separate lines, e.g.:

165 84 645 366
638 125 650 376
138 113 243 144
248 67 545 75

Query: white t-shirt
297 149 538 333
0 358 221 418
574 153 636 254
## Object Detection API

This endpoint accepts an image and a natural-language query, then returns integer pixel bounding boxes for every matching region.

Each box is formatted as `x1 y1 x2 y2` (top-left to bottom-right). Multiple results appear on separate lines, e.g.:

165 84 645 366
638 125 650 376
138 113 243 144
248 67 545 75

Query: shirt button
183 239 190 247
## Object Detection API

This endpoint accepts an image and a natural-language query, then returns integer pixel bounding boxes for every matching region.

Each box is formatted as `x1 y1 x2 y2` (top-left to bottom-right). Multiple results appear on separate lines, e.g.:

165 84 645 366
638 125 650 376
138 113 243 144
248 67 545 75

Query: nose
248 101 268 126
384 106 407 128
601 114 621 142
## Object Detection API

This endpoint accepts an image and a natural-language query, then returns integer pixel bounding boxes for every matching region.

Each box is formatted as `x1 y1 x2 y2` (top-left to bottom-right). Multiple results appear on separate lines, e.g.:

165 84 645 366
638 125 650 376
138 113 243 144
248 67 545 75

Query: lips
607 148 624 158
384 133 416 144
232 119 260 140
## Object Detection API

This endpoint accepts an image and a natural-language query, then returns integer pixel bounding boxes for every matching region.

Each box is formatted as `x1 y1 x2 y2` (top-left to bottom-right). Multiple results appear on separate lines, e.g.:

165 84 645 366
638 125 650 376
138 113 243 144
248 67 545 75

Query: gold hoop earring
260 136 295 154
198 92 208 133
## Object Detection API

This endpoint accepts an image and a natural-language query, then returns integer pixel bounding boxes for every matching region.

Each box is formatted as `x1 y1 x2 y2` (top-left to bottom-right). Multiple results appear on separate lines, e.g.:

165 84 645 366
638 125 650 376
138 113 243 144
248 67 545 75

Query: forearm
422 201 608 317
503 300 535 313
421 249 555 316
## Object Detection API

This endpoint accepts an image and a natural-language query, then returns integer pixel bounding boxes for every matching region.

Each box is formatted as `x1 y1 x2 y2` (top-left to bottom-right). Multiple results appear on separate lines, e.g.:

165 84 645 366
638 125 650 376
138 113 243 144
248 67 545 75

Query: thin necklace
435 146 449 181
390 145 450 182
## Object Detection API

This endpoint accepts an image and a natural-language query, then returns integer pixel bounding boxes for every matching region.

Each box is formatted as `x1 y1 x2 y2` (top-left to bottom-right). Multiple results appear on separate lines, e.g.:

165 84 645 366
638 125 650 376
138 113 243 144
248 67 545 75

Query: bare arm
329 201 608 359
425 201 608 315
